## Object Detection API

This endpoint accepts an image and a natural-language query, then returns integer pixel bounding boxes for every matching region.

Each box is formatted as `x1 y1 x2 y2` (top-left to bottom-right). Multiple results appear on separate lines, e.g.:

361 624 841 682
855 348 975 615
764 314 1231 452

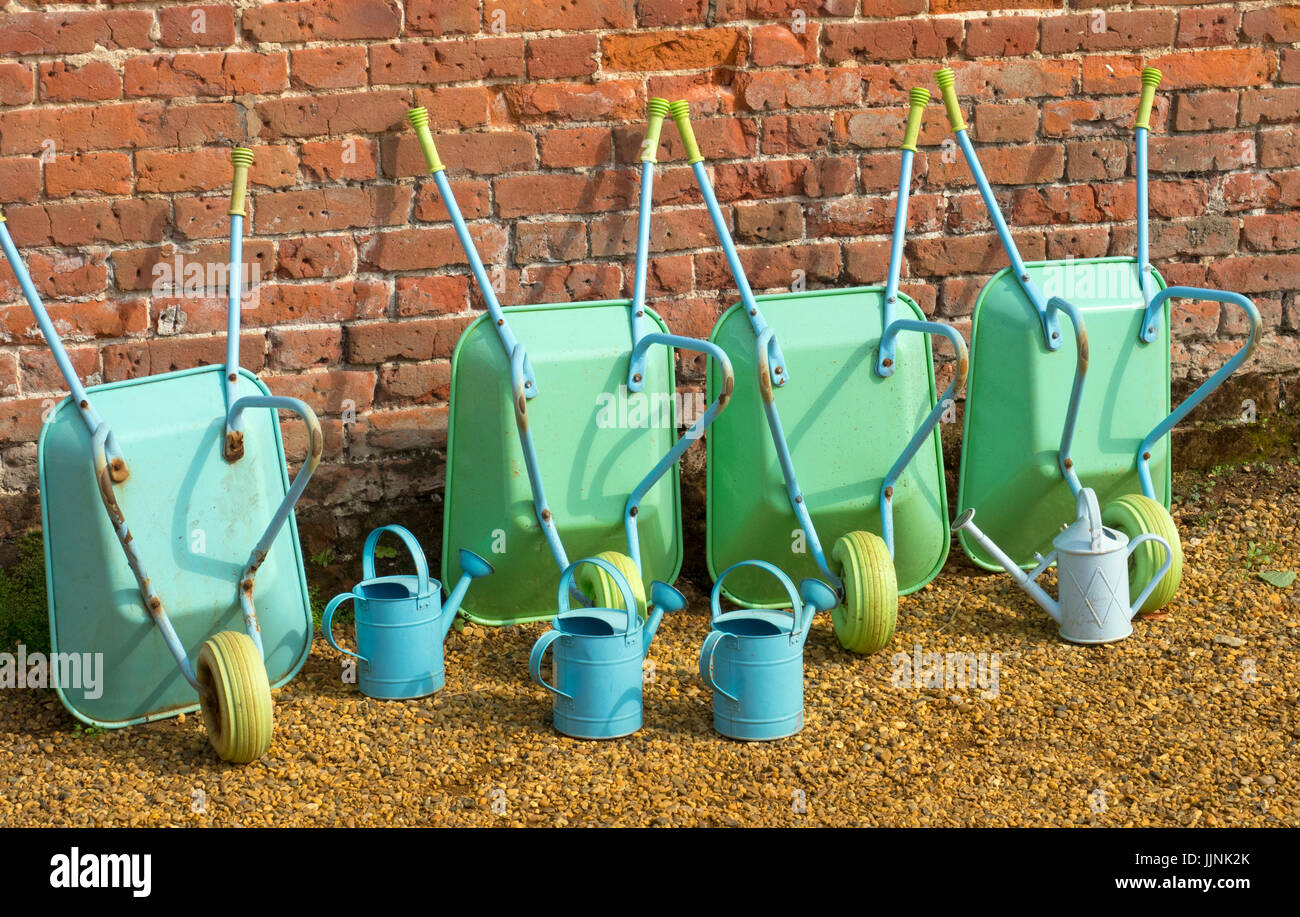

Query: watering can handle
362 525 431 596
321 593 369 665
528 630 572 699
557 557 640 635
699 630 739 703
710 559 803 635
1126 533 1173 615
1078 488 1105 550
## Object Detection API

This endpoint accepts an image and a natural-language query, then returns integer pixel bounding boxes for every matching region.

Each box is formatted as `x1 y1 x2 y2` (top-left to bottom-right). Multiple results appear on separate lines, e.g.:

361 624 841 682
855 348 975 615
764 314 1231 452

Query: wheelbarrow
674 91 968 654
936 66 1260 612
0 149 322 763
407 101 734 625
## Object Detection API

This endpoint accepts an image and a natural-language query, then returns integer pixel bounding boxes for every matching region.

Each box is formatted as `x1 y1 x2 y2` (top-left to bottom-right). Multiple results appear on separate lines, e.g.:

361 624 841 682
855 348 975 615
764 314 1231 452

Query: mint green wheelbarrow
675 92 968 654
0 150 321 763
407 101 734 625
938 66 1260 613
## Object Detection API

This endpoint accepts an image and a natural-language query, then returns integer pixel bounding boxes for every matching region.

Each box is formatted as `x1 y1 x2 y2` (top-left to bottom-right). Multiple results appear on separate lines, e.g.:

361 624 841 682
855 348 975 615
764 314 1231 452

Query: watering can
322 525 493 699
529 557 685 739
700 561 838 741
952 488 1173 644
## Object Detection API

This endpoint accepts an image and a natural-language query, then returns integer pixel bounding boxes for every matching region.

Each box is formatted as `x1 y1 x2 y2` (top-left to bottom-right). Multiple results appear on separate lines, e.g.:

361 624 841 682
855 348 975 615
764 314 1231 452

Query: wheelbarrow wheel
831 531 897 654
1102 493 1183 613
576 551 648 620
196 631 273 764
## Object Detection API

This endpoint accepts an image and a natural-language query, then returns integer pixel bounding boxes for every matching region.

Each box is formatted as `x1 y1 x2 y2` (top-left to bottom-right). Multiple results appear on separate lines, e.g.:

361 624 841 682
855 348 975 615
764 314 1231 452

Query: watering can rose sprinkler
322 526 493 699
952 488 1173 644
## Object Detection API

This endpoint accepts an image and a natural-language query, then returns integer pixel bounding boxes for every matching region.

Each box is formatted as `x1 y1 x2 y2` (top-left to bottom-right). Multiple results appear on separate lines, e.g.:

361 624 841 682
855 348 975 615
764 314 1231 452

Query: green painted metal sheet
443 300 682 625
706 287 948 608
40 365 312 728
957 257 1170 570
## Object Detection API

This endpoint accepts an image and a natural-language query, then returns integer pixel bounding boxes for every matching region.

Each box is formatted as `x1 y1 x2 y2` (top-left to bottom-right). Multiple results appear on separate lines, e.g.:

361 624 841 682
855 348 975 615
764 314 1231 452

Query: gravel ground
1 461 1297 827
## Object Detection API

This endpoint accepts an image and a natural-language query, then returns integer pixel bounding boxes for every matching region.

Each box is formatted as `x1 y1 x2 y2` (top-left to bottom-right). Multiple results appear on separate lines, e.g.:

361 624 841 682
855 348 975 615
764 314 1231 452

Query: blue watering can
322 525 493 699
529 557 685 739
700 560 838 741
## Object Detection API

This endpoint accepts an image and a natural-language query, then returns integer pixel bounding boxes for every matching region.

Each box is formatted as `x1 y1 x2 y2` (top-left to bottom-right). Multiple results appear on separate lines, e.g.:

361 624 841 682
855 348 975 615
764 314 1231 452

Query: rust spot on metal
1063 458 1074 469
774 366 784 375
109 457 129 483
757 356 774 404
633 373 642 384
242 579 254 593
228 373 237 383
954 352 969 392
884 486 894 500
881 358 893 369
629 506 638 517
719 371 734 407
514 389 529 431
224 429 245 462
540 509 552 521
794 495 803 504
1142 451 1151 461
79 400 88 410
1076 328 1089 374
308 424 324 463
149 596 161 611
497 318 505 326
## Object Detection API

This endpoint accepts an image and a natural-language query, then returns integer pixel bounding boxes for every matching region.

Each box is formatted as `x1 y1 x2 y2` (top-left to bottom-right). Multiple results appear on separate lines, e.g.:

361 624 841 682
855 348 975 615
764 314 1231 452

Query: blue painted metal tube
690 160 789 389
622 332 734 572
626 160 655 391
0 220 124 465
1135 127 1158 315
953 129 1062 350
876 148 915 376
222 212 245 456
877 319 969 556
228 394 324 658
1045 296 1088 498
1135 286 1261 497
508 344 571 574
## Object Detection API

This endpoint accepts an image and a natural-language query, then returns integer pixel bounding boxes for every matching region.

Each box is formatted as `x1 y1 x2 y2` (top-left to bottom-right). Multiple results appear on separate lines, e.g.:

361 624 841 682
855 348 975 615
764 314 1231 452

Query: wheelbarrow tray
706 287 948 608
957 256 1170 571
443 300 681 626
40 365 313 728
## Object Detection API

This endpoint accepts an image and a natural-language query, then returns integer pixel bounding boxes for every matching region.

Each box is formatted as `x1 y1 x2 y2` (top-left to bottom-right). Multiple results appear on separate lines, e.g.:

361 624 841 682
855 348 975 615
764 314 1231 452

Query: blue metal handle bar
0 220 127 475
710 559 802 635
228 394 323 657
622 332 734 573
222 212 245 459
877 148 917 376
877 319 969 556
528 629 572 699
321 593 370 665
1045 296 1088 498
556 556 639 635
698 629 739 702
508 343 571 576
362 524 430 595
1135 286 1261 498
1127 533 1174 612
626 159 655 392
952 129 1063 350
1134 127 1160 314
753 326 842 593
690 160 789 389
432 168 538 397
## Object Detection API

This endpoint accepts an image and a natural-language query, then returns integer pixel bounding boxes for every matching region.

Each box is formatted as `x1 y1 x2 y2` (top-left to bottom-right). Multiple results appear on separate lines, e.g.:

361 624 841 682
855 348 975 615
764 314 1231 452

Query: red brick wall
1 1 1297 547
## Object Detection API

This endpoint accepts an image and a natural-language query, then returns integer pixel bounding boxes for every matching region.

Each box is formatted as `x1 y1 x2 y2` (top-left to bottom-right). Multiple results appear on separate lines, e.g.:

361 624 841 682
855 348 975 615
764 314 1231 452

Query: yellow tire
830 530 898 654
576 551 648 620
1102 493 1183 613
196 631 273 764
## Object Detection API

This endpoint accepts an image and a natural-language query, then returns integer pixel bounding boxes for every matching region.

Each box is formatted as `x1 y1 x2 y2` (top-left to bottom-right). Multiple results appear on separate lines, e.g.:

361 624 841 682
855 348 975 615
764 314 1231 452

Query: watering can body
700 561 837 741
530 558 684 739
953 488 1172 644
322 525 492 699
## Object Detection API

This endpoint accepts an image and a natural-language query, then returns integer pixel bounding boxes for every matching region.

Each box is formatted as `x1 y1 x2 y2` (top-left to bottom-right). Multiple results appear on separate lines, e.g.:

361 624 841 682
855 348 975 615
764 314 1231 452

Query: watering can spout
643 581 686 658
951 508 1062 624
797 578 837 634
441 549 494 639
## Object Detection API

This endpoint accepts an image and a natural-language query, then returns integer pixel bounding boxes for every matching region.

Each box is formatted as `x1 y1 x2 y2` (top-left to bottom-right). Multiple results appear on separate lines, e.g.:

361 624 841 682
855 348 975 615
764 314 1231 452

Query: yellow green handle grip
934 68 965 133
228 147 254 217
642 98 670 164
406 107 444 173
1135 66 1162 131
901 87 930 152
669 100 704 165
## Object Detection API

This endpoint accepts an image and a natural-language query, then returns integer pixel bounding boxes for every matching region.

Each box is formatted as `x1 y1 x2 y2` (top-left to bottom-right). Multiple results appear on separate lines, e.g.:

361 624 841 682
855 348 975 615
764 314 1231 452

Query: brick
1042 96 1167 137
1041 11 1175 53
1066 140 1128 181
751 24 818 67
0 159 41 205
860 151 923 193
101 333 265 383
1207 256 1300 296
638 0 708 25
1242 215 1300 253
159 5 237 47
412 180 491 222
256 91 412 139
951 145 1066 185
0 398 51 444
243 0 401 41
716 0 871 17
1146 216 1240 259
939 59 1079 100
603 28 745 71
125 53 288 98
44 153 131 198
1176 7 1240 48
973 102 1039 142
0 296 142 344
632 117 757 162
1150 132 1254 172
1284 51 1300 85
372 38 524 85
254 186 411 234
405 0 480 35
694 242 841 291
823 20 963 63
301 138 378 182
735 69 860 111
0 10 152 55
524 35 598 81
0 63 33 107
269 327 344 371
762 114 833 155
5 199 169 247
408 86 495 129
277 236 356 279
291 47 369 90
808 194 942 237
589 208 716 255
714 158 855 200
1260 130 1300 169
504 81 641 123
136 146 297 194
932 0 1058 10
394 275 471 316
111 242 274 294
539 128 613 169
643 254 693 297
734 201 804 243
268 369 375 416
1239 89 1300 126
834 107 945 149
19 346 99 396
386 132 536 178
907 231 1046 277
346 317 472 363
1048 226 1110 260
174 197 231 240
495 172 636 218
38 61 121 103
965 17 1039 57
516 221 588 263
1011 186 1106 226
1241 6 1300 42
1082 49 1274 94
377 362 451 404
1174 92 1238 131
250 280 389 325
520 264 624 303
358 225 508 272
491 0 635 31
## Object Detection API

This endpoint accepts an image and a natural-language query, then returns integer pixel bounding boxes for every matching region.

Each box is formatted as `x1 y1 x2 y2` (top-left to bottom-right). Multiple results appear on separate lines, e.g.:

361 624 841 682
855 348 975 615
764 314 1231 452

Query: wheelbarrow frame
408 102 734 625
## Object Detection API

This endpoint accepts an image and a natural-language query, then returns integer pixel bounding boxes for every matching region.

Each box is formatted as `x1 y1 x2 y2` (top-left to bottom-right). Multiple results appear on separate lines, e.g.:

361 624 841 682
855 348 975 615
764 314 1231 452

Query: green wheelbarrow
937 66 1260 613
407 101 734 625
0 149 322 763
674 92 968 654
